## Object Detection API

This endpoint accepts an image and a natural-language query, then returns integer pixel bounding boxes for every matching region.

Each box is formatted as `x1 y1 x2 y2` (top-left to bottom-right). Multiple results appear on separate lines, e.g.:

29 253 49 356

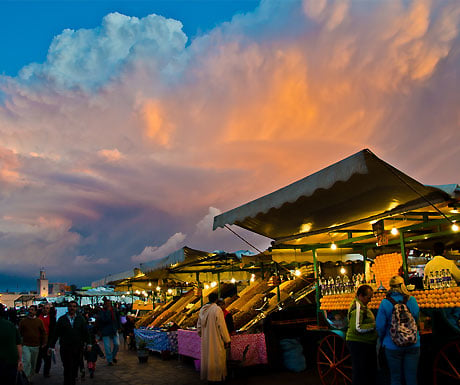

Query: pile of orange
370 253 402 289
412 287 460 308
320 287 460 311
320 293 354 310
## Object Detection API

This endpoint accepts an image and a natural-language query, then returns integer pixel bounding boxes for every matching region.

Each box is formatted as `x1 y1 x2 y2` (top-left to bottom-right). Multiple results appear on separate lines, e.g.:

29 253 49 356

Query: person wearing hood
376 276 420 385
346 284 378 385
197 292 231 383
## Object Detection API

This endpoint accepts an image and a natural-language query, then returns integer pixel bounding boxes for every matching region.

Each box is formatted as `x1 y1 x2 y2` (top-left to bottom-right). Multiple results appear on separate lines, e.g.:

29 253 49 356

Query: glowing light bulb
121 295 125 298
211 281 217 288
126 291 130 295
148 282 152 287
204 284 210 290
391 227 399 236
167 289 173 294
331 242 337 250
452 223 459 232
156 286 161 291
250 274 255 282
231 277 236 284
294 269 301 277
144 293 148 297
340 267 346 275
135 290 140 295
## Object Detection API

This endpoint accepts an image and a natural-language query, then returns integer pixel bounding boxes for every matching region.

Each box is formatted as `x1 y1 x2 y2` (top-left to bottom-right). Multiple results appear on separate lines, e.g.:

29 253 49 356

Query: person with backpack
376 275 420 385
346 284 378 385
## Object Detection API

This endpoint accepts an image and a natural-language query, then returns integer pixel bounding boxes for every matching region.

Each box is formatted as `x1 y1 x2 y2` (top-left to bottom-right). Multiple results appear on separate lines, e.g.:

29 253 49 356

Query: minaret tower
37 269 49 297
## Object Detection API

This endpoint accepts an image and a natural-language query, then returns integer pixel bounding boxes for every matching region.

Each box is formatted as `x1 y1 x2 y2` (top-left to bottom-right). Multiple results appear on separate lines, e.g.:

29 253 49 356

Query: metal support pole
274 263 281 303
217 272 221 298
196 272 203 306
312 248 320 325
400 231 409 284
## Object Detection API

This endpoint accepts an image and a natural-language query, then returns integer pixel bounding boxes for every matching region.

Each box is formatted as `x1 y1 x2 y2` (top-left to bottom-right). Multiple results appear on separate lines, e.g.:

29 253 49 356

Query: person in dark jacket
217 298 235 334
35 303 56 378
49 301 91 385
98 299 121 365
346 284 377 385
376 276 420 385
0 305 23 385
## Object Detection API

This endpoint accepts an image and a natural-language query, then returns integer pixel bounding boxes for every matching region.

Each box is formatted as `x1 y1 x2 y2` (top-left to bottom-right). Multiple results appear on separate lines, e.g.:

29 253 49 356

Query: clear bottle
435 270 442 289
343 275 350 293
441 269 448 288
423 273 429 290
446 269 453 288
328 277 334 295
429 271 435 290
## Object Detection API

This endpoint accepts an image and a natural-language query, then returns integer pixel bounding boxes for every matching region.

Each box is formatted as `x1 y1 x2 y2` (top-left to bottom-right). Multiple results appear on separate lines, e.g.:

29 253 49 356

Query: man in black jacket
49 301 90 385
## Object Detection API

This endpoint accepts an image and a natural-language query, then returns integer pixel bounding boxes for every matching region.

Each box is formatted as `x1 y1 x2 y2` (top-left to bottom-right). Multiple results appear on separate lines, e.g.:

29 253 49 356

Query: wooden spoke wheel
433 340 460 385
317 334 352 385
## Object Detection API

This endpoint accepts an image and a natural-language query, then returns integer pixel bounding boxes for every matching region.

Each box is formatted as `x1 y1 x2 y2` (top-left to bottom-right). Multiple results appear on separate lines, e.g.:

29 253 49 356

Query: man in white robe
197 292 231 383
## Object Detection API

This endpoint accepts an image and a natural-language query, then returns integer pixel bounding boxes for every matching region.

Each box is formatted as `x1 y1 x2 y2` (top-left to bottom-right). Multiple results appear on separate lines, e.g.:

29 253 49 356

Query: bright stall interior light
121 295 125 298
294 269 301 277
391 227 399 235
148 282 152 287
126 291 130 295
135 290 140 294
167 289 173 294
210 281 217 288
452 223 459 232
144 293 148 297
250 273 255 282
156 286 161 291
331 242 337 250
204 284 210 290
231 277 236 284
340 267 346 275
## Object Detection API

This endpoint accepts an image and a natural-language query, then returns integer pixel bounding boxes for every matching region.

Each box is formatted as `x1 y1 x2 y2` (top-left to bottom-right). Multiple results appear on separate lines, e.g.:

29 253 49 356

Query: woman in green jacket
346 284 378 385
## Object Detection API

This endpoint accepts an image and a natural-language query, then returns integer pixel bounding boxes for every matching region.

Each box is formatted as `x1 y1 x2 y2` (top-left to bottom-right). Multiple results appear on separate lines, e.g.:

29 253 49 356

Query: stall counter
177 329 268 366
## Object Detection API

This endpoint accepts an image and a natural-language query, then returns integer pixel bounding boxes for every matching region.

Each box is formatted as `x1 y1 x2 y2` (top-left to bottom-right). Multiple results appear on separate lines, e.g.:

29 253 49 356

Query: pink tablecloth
177 329 268 366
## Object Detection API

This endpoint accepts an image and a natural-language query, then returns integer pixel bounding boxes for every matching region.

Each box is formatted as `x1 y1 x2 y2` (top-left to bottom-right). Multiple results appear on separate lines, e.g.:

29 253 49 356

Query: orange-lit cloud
0 0 459 281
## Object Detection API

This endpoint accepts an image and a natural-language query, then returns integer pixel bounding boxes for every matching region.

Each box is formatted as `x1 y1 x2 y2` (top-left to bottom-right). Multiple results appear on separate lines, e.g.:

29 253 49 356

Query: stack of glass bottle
424 269 455 289
319 273 377 295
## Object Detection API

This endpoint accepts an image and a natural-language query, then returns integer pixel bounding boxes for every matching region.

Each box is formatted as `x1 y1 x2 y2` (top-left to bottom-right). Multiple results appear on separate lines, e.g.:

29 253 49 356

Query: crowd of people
347 276 420 385
0 298 136 385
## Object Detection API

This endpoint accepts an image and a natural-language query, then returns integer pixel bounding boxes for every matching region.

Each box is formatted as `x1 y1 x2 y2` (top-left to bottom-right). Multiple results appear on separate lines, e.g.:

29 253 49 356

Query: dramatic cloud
0 0 460 284
131 232 187 263
19 12 187 89
74 255 109 265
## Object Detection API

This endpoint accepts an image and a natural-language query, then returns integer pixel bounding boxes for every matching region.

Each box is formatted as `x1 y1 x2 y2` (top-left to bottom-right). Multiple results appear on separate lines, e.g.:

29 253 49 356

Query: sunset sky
1 0 459 291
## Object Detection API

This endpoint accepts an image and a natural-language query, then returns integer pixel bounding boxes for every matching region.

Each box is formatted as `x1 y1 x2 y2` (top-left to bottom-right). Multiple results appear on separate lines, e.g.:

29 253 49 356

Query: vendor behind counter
424 242 460 284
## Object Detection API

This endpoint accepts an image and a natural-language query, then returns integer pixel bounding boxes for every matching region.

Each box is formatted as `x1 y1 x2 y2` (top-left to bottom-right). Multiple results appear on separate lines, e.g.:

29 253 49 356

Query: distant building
37 270 49 297
49 282 67 295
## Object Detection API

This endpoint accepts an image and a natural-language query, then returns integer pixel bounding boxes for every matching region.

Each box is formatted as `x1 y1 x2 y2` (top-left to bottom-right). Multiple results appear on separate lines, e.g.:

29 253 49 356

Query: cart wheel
433 340 460 385
317 334 352 385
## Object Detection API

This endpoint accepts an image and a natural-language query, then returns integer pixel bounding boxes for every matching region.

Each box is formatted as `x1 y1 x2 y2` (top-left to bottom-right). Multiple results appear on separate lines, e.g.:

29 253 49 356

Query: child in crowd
85 333 105 378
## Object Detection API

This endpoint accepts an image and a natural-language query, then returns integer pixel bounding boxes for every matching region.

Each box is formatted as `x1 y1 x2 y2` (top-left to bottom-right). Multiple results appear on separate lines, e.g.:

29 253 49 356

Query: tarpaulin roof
213 149 453 245
140 246 210 273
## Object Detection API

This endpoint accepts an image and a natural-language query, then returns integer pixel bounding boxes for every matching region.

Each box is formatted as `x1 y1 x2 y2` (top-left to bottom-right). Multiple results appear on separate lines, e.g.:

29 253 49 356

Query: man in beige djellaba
197 292 231 383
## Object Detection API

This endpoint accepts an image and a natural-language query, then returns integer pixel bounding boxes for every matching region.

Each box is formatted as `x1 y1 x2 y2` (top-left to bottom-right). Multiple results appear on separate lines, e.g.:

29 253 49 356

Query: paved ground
32 346 322 385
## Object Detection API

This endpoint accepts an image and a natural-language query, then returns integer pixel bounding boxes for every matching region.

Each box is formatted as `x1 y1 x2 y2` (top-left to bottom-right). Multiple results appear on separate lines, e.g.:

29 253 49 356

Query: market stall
213 149 460 385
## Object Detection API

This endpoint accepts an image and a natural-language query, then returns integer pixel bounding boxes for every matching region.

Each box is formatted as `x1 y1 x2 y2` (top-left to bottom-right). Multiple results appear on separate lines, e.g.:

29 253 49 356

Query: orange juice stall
213 149 460 385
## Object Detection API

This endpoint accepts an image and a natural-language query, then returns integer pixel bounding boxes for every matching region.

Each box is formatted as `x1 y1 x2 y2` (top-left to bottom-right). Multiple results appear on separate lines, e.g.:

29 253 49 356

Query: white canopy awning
214 149 452 245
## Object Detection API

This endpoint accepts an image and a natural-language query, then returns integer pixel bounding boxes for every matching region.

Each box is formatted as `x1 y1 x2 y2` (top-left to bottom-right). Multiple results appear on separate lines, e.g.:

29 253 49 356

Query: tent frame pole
312 248 320 325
